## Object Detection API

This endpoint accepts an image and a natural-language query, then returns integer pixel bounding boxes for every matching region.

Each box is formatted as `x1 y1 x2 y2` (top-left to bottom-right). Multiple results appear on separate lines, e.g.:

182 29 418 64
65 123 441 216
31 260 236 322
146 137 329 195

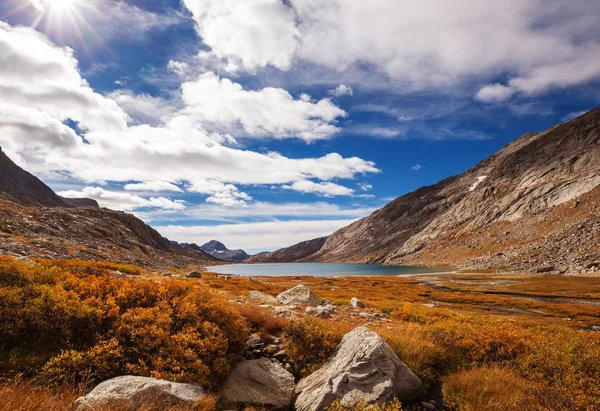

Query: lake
204 263 447 277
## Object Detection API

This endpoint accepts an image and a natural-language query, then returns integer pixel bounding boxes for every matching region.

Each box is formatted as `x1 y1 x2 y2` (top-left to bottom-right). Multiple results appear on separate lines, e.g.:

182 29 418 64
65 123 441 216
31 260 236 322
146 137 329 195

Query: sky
0 0 599 253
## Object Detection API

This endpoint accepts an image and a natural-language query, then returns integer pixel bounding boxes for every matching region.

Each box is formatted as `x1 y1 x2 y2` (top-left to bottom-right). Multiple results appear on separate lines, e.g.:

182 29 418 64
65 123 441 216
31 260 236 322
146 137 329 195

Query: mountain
267 108 600 274
245 237 327 263
0 148 98 208
0 149 216 268
199 240 248 262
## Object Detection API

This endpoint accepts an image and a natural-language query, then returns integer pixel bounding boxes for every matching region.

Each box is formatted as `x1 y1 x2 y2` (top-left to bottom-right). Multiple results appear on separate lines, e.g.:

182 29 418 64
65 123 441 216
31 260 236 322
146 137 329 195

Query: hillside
0 150 216 268
245 237 327 263
273 109 600 273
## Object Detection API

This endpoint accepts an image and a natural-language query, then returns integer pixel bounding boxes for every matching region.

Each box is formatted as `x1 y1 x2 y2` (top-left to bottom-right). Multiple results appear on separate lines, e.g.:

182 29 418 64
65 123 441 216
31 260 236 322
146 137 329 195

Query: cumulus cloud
282 180 354 197
124 181 184 193
167 60 189 76
0 23 128 133
0 22 378 209
330 84 353 97
58 187 186 211
182 72 347 141
182 0 299 71
181 0 600 98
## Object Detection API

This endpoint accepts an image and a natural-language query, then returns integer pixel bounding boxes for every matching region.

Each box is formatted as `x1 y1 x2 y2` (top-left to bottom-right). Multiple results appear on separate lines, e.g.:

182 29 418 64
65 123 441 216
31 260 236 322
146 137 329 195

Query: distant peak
200 240 228 251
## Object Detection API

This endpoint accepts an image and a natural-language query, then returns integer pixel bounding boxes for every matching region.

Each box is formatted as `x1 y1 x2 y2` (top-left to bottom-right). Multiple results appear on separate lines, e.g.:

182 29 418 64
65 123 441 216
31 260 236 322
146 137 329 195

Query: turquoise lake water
205 263 447 277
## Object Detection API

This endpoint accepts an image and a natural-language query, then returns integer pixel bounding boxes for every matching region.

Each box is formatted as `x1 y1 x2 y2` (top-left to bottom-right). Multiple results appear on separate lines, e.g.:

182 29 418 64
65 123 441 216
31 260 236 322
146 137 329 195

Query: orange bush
0 257 247 389
236 304 289 336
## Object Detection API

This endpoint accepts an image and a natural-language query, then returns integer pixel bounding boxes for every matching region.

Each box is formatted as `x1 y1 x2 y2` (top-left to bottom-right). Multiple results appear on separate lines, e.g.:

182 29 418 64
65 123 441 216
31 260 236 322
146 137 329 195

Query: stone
220 358 295 410
246 333 266 350
351 297 365 308
277 285 319 306
305 304 335 319
73 376 204 410
248 290 278 304
186 271 202 278
295 327 422 411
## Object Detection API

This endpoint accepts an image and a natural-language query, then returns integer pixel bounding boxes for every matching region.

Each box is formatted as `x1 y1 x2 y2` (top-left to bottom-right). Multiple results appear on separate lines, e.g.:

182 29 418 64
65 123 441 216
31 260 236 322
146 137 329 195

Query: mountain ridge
200 240 248 262
256 108 600 274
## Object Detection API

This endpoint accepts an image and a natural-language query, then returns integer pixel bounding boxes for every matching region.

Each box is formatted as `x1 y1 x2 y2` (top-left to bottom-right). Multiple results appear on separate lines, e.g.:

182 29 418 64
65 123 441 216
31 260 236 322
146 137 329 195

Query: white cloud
181 0 600 98
0 23 128 133
330 84 353 97
282 180 354 197
412 164 422 171
188 180 252 206
358 183 372 192
182 0 299 71
181 72 347 141
110 90 179 126
167 60 189 76
154 219 356 252
58 187 186 211
136 201 377 223
562 110 590 122
124 181 184 193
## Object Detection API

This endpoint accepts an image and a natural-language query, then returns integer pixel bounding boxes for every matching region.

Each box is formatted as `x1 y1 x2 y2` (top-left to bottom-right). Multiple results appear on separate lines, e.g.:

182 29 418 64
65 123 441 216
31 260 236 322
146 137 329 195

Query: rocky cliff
0 150 216 268
287 108 600 273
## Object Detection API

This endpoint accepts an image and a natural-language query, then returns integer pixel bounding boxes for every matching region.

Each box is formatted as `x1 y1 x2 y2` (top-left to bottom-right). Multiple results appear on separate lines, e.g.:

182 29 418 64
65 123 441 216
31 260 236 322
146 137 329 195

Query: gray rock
186 271 202 278
73 376 204 410
248 290 278 304
351 297 365 308
295 327 422 411
220 358 295 410
305 304 335 319
246 333 266 350
278 285 319 306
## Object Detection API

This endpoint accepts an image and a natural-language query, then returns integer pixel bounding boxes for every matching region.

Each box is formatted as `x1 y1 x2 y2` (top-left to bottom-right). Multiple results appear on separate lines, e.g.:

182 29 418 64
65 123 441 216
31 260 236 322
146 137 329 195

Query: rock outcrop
295 327 422 410
220 358 295 410
245 237 327 263
73 376 204 410
278 285 319 306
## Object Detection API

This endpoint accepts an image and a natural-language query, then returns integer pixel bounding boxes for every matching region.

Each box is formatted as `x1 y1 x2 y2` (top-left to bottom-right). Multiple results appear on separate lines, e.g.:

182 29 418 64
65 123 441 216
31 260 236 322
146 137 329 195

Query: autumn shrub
325 398 403 411
443 366 547 411
0 376 80 411
236 304 289 336
284 318 342 377
0 257 247 389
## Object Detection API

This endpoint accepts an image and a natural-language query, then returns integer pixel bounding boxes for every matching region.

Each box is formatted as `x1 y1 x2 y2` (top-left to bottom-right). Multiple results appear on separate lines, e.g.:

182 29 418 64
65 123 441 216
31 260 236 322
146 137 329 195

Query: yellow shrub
325 398 403 411
284 318 341 377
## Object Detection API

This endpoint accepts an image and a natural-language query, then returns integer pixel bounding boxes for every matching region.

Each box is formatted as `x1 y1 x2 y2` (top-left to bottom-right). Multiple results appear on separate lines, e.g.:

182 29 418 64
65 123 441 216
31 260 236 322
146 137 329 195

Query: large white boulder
220 358 295 410
277 284 319 306
73 376 204 410
295 327 422 411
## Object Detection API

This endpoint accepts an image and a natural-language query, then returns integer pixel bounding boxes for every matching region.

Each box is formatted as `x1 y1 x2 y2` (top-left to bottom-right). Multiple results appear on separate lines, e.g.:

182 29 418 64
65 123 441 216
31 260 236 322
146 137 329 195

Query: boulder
351 297 365 308
248 290 278 304
220 358 295 410
278 285 319 306
73 376 204 410
305 304 335 319
186 271 202 278
295 327 422 411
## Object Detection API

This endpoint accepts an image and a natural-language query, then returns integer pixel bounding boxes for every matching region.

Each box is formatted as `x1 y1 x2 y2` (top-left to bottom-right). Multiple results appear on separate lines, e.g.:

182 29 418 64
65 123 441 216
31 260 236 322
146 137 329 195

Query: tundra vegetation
1 257 600 410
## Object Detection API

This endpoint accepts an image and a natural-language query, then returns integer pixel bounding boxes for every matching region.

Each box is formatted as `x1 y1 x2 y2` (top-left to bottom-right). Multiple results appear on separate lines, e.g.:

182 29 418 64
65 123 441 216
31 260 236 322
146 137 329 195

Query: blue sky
1 0 599 253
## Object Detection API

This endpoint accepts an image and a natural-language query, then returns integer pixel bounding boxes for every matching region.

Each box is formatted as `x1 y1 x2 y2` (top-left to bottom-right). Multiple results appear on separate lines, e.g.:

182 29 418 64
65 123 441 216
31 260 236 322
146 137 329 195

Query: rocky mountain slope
199 240 248 262
245 237 327 263
0 148 98 208
272 108 600 274
0 149 216 268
